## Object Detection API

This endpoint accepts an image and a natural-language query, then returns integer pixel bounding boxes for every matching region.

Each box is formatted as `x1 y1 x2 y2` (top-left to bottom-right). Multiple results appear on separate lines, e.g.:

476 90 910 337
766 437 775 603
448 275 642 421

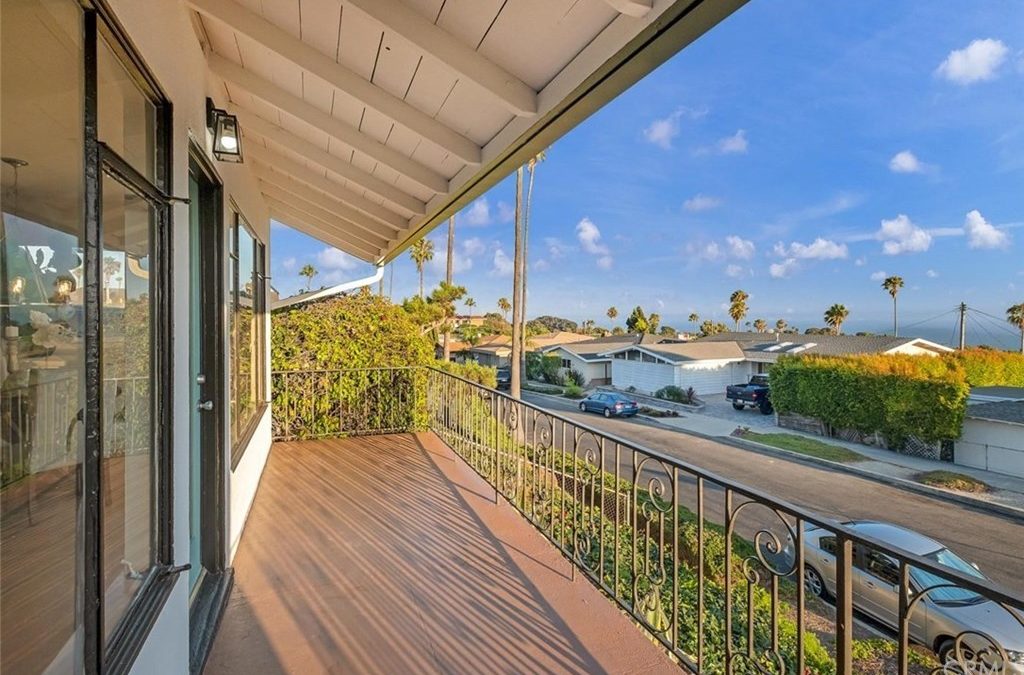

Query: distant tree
648 313 661 335
882 275 905 336
299 263 318 291
729 290 749 330
611 326 626 336
1008 303 1024 353
410 238 435 299
699 320 729 337
429 282 468 353
625 306 649 334
497 297 511 322
753 318 767 333
659 325 678 337
529 315 578 333
607 306 618 324
824 304 850 335
464 297 476 312
775 319 787 332
581 319 595 334
688 313 700 329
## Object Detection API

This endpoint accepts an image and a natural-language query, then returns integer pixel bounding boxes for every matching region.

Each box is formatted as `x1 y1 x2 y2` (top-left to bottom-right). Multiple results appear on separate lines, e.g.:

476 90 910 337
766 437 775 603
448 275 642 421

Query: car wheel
803 565 829 600
936 638 956 666
732 402 745 411
603 408 612 418
579 402 587 412
759 400 774 415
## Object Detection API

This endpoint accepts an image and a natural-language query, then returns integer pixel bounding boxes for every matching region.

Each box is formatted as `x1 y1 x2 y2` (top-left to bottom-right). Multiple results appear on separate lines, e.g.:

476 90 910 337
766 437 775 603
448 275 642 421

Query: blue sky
271 0 1024 348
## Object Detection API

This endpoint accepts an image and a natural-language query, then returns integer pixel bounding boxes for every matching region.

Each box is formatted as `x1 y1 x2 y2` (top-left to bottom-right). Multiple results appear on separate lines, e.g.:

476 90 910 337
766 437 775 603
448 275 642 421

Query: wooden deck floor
206 432 677 674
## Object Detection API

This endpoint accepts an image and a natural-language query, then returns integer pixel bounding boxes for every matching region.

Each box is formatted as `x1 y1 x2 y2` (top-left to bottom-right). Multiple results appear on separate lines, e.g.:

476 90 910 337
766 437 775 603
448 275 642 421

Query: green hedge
946 348 1024 387
432 359 497 388
770 354 969 445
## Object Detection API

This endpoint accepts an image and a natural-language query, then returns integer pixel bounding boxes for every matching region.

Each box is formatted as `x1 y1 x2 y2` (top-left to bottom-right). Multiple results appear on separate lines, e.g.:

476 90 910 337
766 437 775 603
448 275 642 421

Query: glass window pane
97 34 157 186
229 217 265 451
100 173 154 640
1 0 85 672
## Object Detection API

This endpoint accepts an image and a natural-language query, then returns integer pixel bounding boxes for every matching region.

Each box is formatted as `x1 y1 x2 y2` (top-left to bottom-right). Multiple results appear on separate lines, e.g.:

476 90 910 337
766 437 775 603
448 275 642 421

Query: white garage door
675 361 742 395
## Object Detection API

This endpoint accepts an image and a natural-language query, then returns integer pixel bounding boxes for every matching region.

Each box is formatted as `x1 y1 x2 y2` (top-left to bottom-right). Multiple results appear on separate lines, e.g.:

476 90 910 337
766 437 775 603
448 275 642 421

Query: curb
720 434 1024 523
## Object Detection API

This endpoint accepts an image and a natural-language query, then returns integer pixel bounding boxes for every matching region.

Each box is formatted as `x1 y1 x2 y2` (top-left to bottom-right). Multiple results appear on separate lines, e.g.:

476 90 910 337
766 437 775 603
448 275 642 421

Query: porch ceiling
187 0 747 264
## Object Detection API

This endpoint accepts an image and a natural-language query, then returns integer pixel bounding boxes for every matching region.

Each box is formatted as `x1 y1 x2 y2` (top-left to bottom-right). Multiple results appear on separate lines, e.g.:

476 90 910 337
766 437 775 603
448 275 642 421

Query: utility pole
510 167 525 399
958 302 967 350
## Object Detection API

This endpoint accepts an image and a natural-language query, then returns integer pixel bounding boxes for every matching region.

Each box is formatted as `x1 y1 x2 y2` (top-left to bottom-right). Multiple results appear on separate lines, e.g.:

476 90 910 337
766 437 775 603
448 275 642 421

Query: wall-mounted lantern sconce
207 98 243 163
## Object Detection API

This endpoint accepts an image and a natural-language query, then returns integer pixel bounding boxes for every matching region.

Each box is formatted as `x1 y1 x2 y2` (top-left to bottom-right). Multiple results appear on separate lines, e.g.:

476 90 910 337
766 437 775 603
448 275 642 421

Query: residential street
521 392 1024 596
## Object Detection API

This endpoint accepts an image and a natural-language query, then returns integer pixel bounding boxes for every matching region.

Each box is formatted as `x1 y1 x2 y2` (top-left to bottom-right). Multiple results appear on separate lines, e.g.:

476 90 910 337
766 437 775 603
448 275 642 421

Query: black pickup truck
725 374 773 414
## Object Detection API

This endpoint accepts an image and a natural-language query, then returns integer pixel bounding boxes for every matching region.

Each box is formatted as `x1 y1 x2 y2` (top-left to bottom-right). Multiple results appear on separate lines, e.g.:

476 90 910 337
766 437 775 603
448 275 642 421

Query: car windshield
608 394 631 403
910 549 987 606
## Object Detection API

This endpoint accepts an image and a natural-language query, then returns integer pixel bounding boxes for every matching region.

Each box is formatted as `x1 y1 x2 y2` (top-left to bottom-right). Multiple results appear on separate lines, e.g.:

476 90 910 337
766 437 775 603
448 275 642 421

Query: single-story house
464 335 513 367
540 334 664 386
603 341 748 395
528 331 594 352
954 400 1024 479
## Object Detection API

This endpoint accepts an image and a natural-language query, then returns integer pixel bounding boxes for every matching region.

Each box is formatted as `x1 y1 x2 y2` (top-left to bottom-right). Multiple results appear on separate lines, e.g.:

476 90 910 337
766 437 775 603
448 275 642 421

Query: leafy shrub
655 385 696 404
945 348 1024 387
566 368 586 386
527 352 565 385
433 359 497 388
769 354 969 445
563 383 584 399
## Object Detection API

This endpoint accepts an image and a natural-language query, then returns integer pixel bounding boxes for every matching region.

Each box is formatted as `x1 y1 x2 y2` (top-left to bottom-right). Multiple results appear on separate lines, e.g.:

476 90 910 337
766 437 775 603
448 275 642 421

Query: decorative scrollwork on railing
633 455 674 638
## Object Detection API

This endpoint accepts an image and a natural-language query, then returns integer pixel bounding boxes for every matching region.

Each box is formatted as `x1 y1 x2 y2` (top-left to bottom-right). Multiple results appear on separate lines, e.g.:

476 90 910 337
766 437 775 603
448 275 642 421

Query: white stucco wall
674 360 746 395
610 358 676 394
551 349 608 385
102 1 273 672
955 418 1024 479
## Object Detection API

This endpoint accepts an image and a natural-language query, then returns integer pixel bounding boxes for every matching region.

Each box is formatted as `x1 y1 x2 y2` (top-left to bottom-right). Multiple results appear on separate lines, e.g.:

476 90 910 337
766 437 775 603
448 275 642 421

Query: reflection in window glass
1 0 85 672
97 34 157 187
230 215 266 452
100 174 154 640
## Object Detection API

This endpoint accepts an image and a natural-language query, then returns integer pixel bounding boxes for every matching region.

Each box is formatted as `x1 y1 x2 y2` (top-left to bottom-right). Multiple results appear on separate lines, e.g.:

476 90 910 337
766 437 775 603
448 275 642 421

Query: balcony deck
206 432 677 674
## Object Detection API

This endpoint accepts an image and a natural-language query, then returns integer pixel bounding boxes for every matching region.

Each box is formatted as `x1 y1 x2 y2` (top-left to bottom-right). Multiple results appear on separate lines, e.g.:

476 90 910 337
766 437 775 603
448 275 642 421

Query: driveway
696 392 777 429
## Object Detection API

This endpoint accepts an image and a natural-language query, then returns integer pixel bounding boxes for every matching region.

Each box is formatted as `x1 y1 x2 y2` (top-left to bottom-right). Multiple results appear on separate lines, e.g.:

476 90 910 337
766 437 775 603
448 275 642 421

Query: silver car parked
791 520 1024 672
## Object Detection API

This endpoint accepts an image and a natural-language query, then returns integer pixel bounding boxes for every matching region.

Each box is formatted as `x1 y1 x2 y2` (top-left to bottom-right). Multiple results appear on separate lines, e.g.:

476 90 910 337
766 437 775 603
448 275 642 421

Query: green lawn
916 470 990 493
737 430 868 463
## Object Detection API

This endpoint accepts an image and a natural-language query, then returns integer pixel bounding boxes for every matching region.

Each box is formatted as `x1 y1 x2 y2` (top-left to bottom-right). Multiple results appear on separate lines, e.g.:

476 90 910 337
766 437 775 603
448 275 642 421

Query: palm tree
409 238 434 299
1007 303 1024 354
882 275 904 337
519 150 546 383
442 216 456 360
464 297 476 313
775 319 787 333
753 318 767 333
497 297 511 322
824 304 849 335
510 166 526 398
728 290 749 330
299 263 317 291
607 306 618 325
688 313 700 329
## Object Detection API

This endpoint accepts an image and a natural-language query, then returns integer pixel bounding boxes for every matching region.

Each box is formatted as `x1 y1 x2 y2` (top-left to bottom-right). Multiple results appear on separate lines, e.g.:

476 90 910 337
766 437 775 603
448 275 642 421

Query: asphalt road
520 392 1024 596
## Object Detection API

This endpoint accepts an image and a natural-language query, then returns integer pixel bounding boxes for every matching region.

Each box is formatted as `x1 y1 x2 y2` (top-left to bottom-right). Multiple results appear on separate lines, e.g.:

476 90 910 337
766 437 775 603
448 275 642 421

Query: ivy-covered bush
432 359 497 388
769 354 969 445
271 290 433 438
945 348 1024 387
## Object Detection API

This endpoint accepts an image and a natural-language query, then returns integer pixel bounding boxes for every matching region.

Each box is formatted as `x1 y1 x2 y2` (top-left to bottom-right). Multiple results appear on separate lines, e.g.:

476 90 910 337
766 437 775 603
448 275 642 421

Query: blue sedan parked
578 392 639 418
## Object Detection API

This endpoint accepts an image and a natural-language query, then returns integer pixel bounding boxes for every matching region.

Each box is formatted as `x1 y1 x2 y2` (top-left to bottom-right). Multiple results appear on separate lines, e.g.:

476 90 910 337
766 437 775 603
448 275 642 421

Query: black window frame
81 3 177 673
228 209 268 468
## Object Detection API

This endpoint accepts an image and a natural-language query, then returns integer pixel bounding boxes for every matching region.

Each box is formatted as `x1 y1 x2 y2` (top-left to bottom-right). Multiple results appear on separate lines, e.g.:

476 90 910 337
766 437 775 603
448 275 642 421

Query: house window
614 352 625 359
641 353 657 363
1 1 174 670
561 358 571 369
229 212 267 461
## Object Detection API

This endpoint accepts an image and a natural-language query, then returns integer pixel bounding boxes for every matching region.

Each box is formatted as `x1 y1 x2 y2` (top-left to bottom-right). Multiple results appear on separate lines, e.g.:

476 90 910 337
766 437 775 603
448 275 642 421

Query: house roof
467 334 512 354
545 333 656 361
528 331 593 350
602 341 745 363
966 400 1024 426
692 332 951 360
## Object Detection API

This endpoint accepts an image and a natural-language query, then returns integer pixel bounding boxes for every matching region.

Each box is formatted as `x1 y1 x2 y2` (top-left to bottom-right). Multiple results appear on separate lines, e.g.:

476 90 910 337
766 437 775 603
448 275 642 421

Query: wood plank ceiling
187 0 746 264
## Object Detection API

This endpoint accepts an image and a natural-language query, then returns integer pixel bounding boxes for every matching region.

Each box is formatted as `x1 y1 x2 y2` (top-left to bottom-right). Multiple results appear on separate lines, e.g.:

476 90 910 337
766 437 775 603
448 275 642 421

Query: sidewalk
650 411 1024 518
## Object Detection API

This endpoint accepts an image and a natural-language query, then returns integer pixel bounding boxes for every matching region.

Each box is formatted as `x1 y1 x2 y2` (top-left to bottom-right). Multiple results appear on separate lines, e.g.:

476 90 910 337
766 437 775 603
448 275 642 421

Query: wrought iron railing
272 365 1024 674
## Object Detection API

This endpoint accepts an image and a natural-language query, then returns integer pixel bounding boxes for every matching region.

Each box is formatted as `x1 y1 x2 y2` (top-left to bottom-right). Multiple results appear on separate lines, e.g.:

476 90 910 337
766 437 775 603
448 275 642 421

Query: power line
966 312 1004 347
967 307 1019 338
899 307 959 331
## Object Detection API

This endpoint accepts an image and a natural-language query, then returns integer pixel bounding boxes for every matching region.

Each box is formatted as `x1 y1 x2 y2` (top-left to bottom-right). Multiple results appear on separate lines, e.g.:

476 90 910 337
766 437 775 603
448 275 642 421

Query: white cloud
926 269 939 278
316 247 359 270
684 194 722 212
643 110 684 150
870 270 888 282
280 256 297 272
491 248 514 276
462 237 486 257
496 201 514 224
575 218 613 270
545 237 569 260
428 236 487 275
717 129 748 154
889 150 926 174
769 258 798 279
725 235 755 260
725 264 747 279
687 241 723 262
463 198 491 226
936 38 1009 84
964 209 1010 249
534 259 550 271
774 238 848 260
855 257 867 266
877 214 932 254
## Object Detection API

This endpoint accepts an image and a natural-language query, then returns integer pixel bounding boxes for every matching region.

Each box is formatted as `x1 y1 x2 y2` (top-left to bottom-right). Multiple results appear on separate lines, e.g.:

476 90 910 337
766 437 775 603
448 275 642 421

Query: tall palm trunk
893 295 898 337
443 215 455 361
520 161 538 378
510 167 525 399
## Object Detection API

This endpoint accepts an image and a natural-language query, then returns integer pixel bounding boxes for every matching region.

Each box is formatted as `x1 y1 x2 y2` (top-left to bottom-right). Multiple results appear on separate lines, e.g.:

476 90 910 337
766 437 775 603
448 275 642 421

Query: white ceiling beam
602 0 653 18
257 172 398 241
210 54 449 194
245 144 409 230
341 0 537 116
186 0 481 164
240 113 426 215
260 183 390 250
265 199 382 261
